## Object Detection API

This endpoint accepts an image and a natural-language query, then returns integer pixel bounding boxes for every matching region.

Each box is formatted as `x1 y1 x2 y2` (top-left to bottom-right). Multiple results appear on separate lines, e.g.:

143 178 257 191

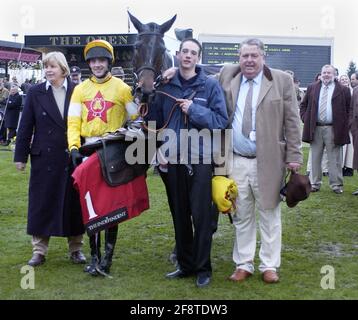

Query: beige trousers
342 131 354 168
32 235 84 256
229 154 282 274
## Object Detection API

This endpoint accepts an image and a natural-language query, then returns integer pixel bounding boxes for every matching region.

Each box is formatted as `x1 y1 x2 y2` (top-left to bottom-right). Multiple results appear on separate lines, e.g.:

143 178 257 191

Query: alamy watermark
320 265 335 290
20 265 35 289
124 123 233 175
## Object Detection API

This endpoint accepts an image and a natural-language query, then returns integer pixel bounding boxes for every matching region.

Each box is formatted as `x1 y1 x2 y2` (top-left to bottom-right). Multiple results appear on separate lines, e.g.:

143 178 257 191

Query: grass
0 144 357 300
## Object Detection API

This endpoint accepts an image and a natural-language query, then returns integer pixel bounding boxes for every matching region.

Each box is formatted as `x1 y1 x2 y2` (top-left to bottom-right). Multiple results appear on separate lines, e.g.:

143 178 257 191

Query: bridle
132 31 168 93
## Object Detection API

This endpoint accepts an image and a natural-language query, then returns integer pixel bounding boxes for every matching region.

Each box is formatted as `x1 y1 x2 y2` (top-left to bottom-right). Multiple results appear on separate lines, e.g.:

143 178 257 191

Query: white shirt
232 70 263 156
318 81 335 124
46 78 68 118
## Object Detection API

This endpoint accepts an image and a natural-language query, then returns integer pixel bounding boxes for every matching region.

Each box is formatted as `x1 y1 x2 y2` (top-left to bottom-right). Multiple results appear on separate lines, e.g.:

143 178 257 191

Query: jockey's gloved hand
70 148 83 168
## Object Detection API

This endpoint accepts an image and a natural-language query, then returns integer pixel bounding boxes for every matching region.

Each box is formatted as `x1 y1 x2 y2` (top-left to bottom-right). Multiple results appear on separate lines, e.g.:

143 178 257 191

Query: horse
128 11 176 101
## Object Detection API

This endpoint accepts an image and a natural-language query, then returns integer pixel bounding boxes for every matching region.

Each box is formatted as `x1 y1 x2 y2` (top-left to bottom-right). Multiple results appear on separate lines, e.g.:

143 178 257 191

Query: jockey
67 39 133 276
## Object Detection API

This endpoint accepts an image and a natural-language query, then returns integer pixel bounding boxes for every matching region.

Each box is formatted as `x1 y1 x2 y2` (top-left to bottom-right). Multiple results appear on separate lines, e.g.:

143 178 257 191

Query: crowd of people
7 36 358 289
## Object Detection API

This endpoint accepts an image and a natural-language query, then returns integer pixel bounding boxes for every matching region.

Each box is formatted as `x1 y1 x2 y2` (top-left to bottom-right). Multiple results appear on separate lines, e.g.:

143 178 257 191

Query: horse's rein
139 91 180 133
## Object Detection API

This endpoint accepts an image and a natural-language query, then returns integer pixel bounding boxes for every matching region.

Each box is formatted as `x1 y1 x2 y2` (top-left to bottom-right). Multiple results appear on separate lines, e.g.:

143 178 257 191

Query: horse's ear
159 15 177 34
128 11 144 33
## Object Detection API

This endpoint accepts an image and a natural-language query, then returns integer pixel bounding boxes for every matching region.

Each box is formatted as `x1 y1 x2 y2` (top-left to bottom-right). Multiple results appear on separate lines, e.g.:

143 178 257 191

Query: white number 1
84 191 98 220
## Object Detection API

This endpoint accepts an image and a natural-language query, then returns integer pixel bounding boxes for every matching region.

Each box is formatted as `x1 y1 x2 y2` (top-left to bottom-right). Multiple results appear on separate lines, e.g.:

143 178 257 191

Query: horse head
128 11 176 100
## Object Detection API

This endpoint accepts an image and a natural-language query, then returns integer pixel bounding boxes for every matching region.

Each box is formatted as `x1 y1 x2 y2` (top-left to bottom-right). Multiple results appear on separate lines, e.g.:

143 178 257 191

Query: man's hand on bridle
177 98 193 114
162 67 177 83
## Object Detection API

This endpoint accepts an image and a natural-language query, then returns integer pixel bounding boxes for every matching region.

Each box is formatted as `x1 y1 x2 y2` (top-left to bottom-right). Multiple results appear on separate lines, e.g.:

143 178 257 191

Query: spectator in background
339 75 352 92
284 70 304 103
111 66 125 80
339 74 354 177
350 71 358 89
294 77 304 103
306 72 329 176
301 64 351 194
2 84 22 146
335 68 339 80
70 66 82 85
3 76 11 90
11 76 19 86
20 79 32 94
14 51 86 267
0 79 9 144
314 72 322 82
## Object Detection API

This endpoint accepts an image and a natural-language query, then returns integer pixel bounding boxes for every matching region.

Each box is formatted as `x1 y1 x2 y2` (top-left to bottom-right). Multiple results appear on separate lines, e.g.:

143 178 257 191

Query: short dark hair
179 38 202 57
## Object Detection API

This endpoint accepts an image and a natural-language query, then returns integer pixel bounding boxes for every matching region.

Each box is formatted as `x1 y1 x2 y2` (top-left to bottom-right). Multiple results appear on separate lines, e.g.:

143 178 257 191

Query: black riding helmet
84 40 115 77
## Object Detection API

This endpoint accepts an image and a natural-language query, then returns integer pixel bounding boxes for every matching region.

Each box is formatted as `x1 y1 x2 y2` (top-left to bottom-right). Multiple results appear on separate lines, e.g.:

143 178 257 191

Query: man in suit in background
300 64 351 194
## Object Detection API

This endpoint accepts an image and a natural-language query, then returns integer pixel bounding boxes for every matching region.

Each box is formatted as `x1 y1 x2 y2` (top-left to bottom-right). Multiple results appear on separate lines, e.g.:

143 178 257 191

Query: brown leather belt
316 123 332 126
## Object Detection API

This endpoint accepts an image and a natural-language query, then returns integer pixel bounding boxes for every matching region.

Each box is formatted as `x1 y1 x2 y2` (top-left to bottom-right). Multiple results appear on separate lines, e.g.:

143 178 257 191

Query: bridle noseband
132 31 167 94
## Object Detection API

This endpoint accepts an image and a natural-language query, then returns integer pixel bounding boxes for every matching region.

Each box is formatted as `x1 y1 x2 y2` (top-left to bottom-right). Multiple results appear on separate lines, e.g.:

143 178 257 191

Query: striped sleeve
67 86 83 150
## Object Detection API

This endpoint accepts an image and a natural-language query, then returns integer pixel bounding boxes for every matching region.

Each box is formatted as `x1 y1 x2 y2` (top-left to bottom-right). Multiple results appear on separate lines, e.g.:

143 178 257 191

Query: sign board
25 34 137 47
202 42 332 87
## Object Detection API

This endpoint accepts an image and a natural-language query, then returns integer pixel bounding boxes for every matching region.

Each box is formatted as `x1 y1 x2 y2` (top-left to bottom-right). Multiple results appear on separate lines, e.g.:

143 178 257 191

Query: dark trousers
167 164 214 276
0 121 6 142
7 127 16 140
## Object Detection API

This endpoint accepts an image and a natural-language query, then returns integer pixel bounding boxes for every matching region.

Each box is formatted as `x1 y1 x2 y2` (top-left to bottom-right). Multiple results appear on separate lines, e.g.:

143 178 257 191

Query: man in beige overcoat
218 38 303 283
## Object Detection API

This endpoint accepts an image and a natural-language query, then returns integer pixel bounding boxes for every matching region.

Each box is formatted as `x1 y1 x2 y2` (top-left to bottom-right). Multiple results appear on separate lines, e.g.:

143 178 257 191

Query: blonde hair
43 51 70 77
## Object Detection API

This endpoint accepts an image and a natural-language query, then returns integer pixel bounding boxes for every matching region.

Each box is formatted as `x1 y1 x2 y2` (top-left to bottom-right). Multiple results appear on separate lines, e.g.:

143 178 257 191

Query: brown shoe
262 270 279 283
28 253 45 267
229 268 252 282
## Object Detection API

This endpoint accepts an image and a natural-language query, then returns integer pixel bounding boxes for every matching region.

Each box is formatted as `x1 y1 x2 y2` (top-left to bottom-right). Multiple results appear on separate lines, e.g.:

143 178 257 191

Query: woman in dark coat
14 52 86 267
4 84 22 144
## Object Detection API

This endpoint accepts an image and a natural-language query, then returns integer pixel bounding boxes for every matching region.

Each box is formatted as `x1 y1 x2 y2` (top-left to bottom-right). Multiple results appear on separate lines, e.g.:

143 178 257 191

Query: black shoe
166 269 191 279
311 187 320 192
323 172 329 177
196 274 211 288
343 167 354 177
333 188 343 194
28 253 45 267
70 250 87 264
84 256 100 276
352 189 358 196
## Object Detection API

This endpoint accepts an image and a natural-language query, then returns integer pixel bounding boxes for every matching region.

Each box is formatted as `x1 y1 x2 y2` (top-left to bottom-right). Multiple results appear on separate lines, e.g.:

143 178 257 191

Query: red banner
72 153 149 235
0 50 40 62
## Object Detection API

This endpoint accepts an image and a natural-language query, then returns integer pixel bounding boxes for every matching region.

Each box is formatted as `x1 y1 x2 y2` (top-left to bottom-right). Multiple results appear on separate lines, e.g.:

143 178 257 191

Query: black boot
99 225 118 274
84 232 101 276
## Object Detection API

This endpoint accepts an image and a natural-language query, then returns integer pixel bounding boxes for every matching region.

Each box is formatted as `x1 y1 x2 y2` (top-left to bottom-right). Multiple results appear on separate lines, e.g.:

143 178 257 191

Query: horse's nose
141 86 155 95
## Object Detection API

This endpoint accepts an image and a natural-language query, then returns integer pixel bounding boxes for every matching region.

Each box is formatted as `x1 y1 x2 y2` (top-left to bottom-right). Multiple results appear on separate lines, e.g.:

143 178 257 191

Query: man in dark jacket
300 64 351 194
0 79 9 144
2 84 22 145
146 38 228 288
